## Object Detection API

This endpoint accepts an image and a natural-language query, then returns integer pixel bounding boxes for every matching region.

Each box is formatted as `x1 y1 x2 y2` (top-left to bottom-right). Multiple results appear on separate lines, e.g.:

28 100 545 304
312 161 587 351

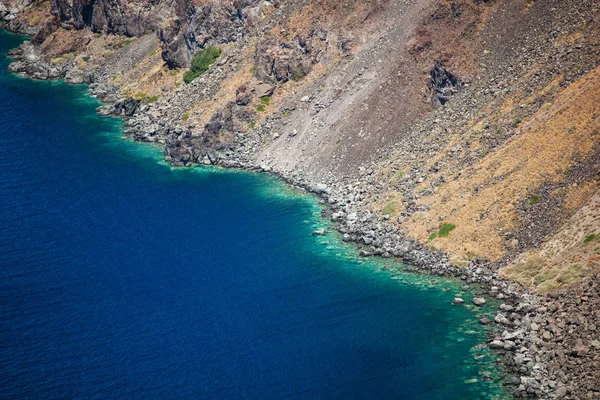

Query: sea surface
0 30 506 399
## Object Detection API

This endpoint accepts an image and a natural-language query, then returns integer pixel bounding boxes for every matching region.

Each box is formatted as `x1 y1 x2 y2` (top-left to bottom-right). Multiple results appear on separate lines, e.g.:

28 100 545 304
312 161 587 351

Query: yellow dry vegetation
402 66 600 261
11 0 50 31
121 60 178 99
500 190 600 293
274 0 382 41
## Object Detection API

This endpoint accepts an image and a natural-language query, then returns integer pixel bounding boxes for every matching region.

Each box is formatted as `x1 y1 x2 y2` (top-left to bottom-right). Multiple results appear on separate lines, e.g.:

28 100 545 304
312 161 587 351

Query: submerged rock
472 297 486 306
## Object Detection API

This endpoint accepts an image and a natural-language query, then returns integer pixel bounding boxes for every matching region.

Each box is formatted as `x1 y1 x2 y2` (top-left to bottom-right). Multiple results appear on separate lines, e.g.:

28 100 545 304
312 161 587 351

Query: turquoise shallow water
0 30 506 399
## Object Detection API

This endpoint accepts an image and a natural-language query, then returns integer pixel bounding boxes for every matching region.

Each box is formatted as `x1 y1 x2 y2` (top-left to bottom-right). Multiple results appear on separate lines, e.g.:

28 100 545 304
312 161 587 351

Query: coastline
1 24 598 399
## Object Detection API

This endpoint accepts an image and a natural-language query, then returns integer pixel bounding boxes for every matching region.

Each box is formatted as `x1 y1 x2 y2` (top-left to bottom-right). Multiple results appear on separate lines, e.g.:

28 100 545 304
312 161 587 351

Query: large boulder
253 39 313 84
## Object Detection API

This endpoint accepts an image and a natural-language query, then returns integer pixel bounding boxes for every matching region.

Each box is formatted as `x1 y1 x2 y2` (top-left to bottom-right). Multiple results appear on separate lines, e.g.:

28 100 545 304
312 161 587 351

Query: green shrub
182 113 190 122
584 234 597 244
134 93 159 104
183 46 221 84
249 121 256 129
438 223 456 238
428 232 438 241
256 104 265 112
528 194 540 205
260 96 271 105
119 38 134 48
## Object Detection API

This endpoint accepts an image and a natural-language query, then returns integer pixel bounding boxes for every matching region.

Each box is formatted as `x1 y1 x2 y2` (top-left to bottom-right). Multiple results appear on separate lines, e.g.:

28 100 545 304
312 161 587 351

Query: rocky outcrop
0 0 33 20
50 0 171 36
7 42 66 80
428 60 462 107
159 0 265 68
253 38 313 83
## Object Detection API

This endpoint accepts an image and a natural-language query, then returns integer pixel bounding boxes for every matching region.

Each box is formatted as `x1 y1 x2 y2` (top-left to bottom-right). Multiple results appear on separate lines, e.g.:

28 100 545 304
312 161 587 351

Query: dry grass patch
501 255 592 293
402 66 600 261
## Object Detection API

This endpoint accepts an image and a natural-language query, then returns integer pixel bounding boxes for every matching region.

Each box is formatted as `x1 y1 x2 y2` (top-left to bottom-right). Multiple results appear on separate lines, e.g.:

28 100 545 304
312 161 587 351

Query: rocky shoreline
3 22 599 399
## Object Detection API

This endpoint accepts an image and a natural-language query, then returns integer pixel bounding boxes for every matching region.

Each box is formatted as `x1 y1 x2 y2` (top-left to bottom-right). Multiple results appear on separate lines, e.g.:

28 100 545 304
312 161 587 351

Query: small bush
103 50 113 58
182 113 190 122
94 33 102 39
183 46 221 84
528 195 540 205
584 234 597 244
134 93 160 104
438 223 456 238
428 232 438 241
249 121 256 129
260 96 271 105
249 66 255 74
119 38 134 48
256 104 265 112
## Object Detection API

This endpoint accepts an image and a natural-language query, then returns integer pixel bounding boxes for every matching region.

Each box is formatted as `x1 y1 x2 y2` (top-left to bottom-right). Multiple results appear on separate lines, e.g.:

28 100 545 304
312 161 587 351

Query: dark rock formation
428 60 462 107
113 97 140 116
159 0 264 68
51 0 168 36
253 39 313 84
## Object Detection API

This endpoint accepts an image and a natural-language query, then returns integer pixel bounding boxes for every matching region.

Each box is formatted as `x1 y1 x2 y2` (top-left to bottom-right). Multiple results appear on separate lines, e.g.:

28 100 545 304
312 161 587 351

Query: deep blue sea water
0 30 507 399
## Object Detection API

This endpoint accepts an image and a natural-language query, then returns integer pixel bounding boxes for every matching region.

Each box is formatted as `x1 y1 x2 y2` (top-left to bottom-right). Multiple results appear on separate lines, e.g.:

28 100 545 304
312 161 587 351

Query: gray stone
255 83 275 98
472 297 486 306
